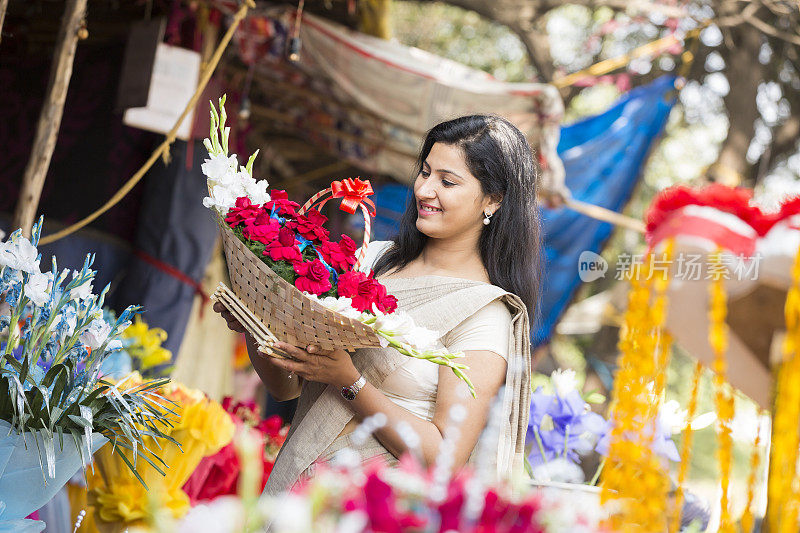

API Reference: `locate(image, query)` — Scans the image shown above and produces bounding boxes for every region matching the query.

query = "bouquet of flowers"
[182,397,288,503]
[0,219,172,527]
[202,96,472,393]
[86,374,235,531]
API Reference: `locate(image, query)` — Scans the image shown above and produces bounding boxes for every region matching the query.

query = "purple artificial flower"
[526,378,606,468]
[595,410,680,463]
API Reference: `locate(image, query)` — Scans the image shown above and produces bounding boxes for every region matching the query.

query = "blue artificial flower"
[526,383,606,468]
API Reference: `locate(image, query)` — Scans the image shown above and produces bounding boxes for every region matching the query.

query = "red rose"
[264,189,301,218]
[243,216,280,244]
[286,208,330,243]
[320,235,358,272]
[293,259,332,295]
[264,227,302,262]
[225,197,262,227]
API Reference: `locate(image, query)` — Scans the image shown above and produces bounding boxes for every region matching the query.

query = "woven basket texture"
[219,220,381,351]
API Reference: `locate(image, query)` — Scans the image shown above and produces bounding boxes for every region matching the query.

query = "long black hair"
[373,114,542,322]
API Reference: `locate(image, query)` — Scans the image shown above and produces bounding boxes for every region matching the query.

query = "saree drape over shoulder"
[263,275,532,496]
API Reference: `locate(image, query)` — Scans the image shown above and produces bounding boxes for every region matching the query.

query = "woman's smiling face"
[413,142,499,240]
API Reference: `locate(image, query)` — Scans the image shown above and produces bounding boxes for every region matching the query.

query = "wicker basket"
[213,181,383,358]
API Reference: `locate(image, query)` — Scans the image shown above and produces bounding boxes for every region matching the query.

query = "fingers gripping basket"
[213,180,383,359]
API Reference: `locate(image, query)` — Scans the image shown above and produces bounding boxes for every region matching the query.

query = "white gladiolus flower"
[69,271,94,301]
[55,306,78,337]
[551,368,578,398]
[80,318,112,350]
[25,271,51,306]
[0,235,40,273]
[201,152,238,182]
[202,185,238,213]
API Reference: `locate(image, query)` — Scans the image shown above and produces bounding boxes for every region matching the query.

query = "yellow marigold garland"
[669,360,703,533]
[708,248,735,533]
[601,241,674,531]
[768,239,800,531]
[740,413,763,533]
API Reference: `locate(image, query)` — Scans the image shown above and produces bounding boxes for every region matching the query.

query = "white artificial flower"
[660,399,688,435]
[406,325,439,351]
[79,318,112,350]
[177,496,244,533]
[531,456,585,483]
[202,185,238,213]
[25,271,51,306]
[0,235,40,273]
[69,271,94,301]
[551,368,578,398]
[308,294,362,320]
[243,175,270,205]
[54,305,78,337]
[201,152,238,182]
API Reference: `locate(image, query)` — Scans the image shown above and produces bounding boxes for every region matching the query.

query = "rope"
[39,0,255,246]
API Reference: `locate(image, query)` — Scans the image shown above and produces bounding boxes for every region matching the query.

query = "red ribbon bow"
[331,178,376,216]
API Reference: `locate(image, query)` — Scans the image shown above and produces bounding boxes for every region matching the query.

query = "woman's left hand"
[270,342,361,388]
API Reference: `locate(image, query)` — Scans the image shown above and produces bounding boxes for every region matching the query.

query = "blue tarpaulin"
[371,75,678,347]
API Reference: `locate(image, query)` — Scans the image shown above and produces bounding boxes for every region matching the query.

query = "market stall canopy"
[226,6,565,190]
[646,185,800,408]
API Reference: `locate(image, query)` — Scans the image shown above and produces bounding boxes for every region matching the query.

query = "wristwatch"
[341,374,366,401]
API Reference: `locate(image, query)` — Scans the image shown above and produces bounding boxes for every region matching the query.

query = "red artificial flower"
[293,259,332,295]
[437,476,466,533]
[242,215,280,244]
[336,271,395,313]
[319,235,358,272]
[264,189,301,218]
[264,227,302,262]
[286,208,330,243]
[225,197,262,227]
[363,471,427,533]
[376,293,398,314]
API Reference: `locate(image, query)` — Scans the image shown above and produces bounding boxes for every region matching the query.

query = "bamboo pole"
[0,0,9,46]
[12,0,87,237]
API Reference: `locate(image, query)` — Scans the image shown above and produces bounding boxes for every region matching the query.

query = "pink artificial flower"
[293,259,332,295]
[263,227,302,262]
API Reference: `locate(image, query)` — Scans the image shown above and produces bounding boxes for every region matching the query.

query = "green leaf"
[584,390,606,404]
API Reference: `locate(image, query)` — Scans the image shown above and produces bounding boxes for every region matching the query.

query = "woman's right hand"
[212,301,302,401]
[213,301,253,340]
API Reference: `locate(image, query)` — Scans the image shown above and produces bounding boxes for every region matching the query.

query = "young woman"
[215,114,542,494]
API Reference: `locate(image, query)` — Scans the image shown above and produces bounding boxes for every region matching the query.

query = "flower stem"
[590,457,606,486]
[534,427,549,465]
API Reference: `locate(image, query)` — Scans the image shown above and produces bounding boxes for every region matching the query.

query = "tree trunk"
[12,0,87,236]
[708,23,765,186]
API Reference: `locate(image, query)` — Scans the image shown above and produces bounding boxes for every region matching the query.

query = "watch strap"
[341,374,366,401]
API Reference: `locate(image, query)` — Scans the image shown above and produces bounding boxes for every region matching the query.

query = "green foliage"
[392,2,534,82]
